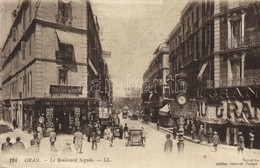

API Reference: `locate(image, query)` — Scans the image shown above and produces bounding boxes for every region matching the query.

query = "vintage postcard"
[0,0,260,168]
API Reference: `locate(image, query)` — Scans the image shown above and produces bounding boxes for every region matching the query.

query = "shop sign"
[39,100,87,106]
[46,108,54,128]
[74,108,80,127]
[49,85,83,94]
[69,113,74,126]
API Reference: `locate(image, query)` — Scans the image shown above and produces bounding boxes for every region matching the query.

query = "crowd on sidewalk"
[1,118,140,155]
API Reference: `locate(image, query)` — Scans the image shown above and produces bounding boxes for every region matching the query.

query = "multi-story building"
[201,0,260,148]
[166,0,260,149]
[0,0,112,134]
[166,0,215,129]
[142,43,169,123]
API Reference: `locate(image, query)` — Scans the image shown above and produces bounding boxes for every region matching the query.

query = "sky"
[0,0,188,96]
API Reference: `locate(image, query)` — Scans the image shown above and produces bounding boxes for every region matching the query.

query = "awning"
[88,59,98,76]
[159,104,169,116]
[197,61,208,79]
[56,30,76,45]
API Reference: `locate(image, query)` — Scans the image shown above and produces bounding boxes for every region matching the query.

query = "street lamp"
[174,66,188,153]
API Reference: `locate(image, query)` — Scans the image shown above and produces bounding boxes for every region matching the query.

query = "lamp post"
[174,66,188,153]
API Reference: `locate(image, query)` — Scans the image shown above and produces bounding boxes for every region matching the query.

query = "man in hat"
[237,132,245,155]
[12,137,25,153]
[164,134,173,152]
[211,131,220,152]
[73,128,83,153]
[249,130,255,149]
[49,128,57,151]
[207,126,213,143]
[28,133,41,153]
[1,137,12,154]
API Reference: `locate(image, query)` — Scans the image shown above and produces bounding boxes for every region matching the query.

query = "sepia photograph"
[0,0,260,168]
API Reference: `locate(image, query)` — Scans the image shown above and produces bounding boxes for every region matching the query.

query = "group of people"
[1,134,41,154]
[71,122,131,153]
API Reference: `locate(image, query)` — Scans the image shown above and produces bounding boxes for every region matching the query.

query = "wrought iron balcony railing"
[206,75,260,89]
[225,37,247,49]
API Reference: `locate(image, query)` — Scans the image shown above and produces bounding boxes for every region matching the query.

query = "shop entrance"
[55,107,73,134]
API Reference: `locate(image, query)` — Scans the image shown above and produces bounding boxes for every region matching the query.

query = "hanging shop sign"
[46,108,54,128]
[74,107,81,127]
[49,85,83,94]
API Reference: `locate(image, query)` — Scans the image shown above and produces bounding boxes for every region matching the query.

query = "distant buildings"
[0,0,112,134]
[142,43,169,123]
[125,87,142,98]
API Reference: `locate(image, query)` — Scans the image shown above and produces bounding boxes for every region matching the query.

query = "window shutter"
[12,27,17,42]
[21,41,26,60]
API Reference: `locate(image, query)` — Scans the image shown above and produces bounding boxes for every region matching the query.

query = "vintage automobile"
[126,127,145,147]
[113,126,120,138]
[122,109,128,119]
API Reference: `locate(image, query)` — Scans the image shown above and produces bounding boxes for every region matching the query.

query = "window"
[22,9,26,30]
[205,28,208,47]
[12,27,17,42]
[59,69,68,85]
[21,41,26,60]
[28,72,30,94]
[57,43,74,60]
[58,0,73,25]
[29,37,32,56]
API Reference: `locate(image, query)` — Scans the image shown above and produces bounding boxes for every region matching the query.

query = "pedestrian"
[12,137,25,153]
[119,125,124,139]
[141,127,146,144]
[91,132,97,150]
[1,137,12,154]
[123,123,128,138]
[237,132,245,155]
[12,119,17,129]
[27,133,40,153]
[249,130,254,149]
[211,131,220,152]
[87,123,92,142]
[207,126,213,143]
[109,132,113,147]
[172,126,178,139]
[37,124,43,140]
[164,134,173,152]
[97,127,101,142]
[199,125,204,142]
[73,128,83,153]
[157,121,160,131]
[49,128,57,151]
[191,124,196,140]
[104,127,108,140]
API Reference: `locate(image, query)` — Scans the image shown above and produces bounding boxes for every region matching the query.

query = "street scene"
[1,0,260,168]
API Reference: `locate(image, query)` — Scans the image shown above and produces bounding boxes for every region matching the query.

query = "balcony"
[193,21,199,30]
[249,30,260,46]
[225,37,247,49]
[227,0,250,10]
[186,27,192,37]
[206,75,260,89]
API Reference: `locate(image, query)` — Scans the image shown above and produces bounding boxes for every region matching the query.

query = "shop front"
[35,98,88,135]
[159,104,173,128]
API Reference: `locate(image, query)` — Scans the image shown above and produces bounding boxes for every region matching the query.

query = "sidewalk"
[0,120,33,147]
[148,121,260,155]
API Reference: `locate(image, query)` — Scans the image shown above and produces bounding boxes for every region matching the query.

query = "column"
[226,127,230,145]
[241,12,246,44]
[241,53,245,79]
[228,18,231,48]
